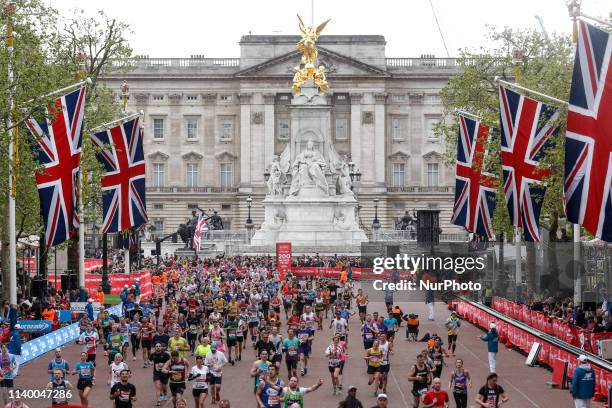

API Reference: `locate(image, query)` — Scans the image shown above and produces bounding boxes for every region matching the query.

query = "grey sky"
[49,0,608,58]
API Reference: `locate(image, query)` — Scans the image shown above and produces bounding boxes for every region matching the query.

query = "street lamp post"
[372,198,381,230]
[348,161,362,189]
[245,195,253,230]
[5,1,18,304]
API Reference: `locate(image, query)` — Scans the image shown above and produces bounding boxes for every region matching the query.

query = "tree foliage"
[0,1,132,298]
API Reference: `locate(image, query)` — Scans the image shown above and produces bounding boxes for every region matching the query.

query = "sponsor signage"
[16,320,52,333]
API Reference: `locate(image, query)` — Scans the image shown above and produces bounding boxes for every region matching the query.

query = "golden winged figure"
[293,14,331,95]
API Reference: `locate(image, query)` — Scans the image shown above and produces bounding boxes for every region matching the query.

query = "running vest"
[169,360,187,383]
[412,364,429,393]
[367,347,383,367]
[51,380,69,404]
[452,369,467,393]
[261,377,282,407]
[283,388,304,408]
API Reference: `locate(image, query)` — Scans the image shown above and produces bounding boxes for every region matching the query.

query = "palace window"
[186,163,199,187]
[220,163,233,188]
[335,117,348,141]
[392,163,405,187]
[220,118,234,141]
[153,118,164,139]
[186,118,198,140]
[152,163,165,187]
[427,163,440,186]
[278,118,290,140]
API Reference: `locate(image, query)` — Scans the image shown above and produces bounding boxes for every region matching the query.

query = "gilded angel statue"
[296,14,330,65]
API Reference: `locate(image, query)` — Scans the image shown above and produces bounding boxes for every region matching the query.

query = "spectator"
[571,355,595,408]
[338,385,364,408]
[7,325,22,376]
[479,323,499,373]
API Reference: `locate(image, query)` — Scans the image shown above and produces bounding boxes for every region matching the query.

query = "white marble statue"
[289,138,328,196]
[335,155,353,195]
[267,155,285,196]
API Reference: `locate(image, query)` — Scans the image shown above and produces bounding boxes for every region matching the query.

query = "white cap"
[578,355,588,362]
[377,393,388,399]
[87,298,93,303]
[490,323,496,329]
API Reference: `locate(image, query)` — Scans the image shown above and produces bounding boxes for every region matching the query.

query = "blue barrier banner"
[18,303,123,365]
[16,320,52,333]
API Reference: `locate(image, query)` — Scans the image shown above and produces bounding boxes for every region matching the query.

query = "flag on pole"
[451,114,498,240]
[193,215,209,250]
[25,86,86,247]
[91,116,147,233]
[564,20,612,242]
[499,85,560,242]
[116,228,137,251]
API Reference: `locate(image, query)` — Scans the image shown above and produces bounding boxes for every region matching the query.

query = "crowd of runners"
[0,255,521,408]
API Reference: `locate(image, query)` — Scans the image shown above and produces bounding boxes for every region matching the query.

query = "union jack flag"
[451,115,498,239]
[193,214,209,250]
[25,86,86,247]
[499,86,560,242]
[565,21,612,242]
[91,116,147,233]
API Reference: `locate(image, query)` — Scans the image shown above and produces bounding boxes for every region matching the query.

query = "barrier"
[48,271,153,299]
[17,304,123,366]
[492,297,612,354]
[454,298,612,399]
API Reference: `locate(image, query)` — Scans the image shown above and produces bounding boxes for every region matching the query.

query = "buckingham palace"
[102,34,464,239]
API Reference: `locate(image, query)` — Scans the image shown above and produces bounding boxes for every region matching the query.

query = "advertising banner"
[70,302,102,313]
[16,320,52,333]
[276,242,292,280]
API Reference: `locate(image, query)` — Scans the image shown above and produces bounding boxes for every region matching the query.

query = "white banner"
[70,302,102,313]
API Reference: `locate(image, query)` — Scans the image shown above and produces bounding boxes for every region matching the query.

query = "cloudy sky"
[49,0,609,58]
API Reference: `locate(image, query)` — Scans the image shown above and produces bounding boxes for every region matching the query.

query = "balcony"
[387,186,454,193]
[385,57,507,72]
[146,186,239,193]
[109,57,240,69]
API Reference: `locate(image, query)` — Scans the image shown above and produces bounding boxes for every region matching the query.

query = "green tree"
[0,2,132,300]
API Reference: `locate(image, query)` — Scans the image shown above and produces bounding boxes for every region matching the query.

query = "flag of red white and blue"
[565,20,612,242]
[499,85,559,242]
[91,116,147,233]
[25,86,86,247]
[193,215,209,250]
[451,115,498,239]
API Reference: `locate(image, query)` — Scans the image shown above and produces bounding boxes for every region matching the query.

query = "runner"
[408,353,432,408]
[421,377,449,408]
[128,316,141,362]
[449,358,471,408]
[325,334,347,395]
[204,342,228,405]
[105,325,125,365]
[71,352,95,407]
[47,348,69,382]
[149,342,170,405]
[475,373,509,408]
[224,315,239,365]
[429,340,447,379]
[188,355,209,408]
[109,369,137,408]
[330,311,349,343]
[108,353,128,388]
[362,314,375,350]
[162,350,190,406]
[251,350,271,393]
[169,330,190,360]
[364,339,383,396]
[377,333,393,395]
[256,364,283,408]
[356,289,368,324]
[282,329,301,380]
[313,291,326,331]
[281,377,323,408]
[445,312,461,356]
[46,369,73,406]
[78,322,99,367]
[269,326,284,369]
[140,316,155,367]
[297,320,314,377]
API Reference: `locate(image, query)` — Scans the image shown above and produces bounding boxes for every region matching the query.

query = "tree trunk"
[1,189,10,302]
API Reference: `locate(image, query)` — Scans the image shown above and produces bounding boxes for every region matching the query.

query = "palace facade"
[102,35,464,238]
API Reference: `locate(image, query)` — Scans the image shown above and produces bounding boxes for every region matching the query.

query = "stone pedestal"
[250,192,367,247]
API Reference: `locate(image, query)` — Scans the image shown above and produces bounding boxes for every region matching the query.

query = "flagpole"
[577,14,612,29]
[88,111,143,133]
[494,77,569,106]
[6,2,17,304]
[573,223,582,305]
[453,109,482,121]
[515,228,522,302]
[77,52,87,289]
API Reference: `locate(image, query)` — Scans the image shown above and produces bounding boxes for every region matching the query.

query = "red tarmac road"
[8,289,603,408]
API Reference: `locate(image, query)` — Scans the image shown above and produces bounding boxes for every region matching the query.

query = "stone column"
[374,93,387,185]
[350,93,362,171]
[239,93,252,189]
[264,94,275,171]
